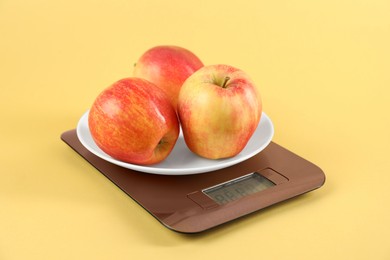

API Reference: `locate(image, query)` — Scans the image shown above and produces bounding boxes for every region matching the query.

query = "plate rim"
[76,110,274,175]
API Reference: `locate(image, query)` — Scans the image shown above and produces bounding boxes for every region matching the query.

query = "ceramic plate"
[76,111,274,175]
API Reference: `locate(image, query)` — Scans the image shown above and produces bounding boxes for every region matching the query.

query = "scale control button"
[187,191,219,209]
[259,168,289,185]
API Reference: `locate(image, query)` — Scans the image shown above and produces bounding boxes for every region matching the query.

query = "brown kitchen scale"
[61,128,325,234]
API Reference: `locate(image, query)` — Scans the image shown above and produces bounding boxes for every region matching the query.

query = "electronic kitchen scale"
[61,127,325,233]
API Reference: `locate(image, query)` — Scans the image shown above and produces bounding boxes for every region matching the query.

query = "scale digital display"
[203,172,276,205]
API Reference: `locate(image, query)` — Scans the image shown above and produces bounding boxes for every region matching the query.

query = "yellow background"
[1,0,389,259]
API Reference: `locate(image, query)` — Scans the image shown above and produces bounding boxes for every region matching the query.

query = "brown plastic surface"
[61,129,325,233]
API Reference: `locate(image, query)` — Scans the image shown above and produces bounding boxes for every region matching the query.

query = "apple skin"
[133,45,204,110]
[177,64,262,159]
[88,77,180,165]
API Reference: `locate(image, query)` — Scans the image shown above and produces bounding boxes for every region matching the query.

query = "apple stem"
[222,76,230,88]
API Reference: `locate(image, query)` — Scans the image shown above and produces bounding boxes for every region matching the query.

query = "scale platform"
[61,129,325,233]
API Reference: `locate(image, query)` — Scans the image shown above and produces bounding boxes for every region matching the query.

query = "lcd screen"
[203,173,275,205]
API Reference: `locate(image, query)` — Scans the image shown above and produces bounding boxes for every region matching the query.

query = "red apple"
[88,77,180,165]
[133,45,204,110]
[177,64,262,159]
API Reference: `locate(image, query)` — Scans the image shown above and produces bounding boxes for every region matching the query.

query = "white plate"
[76,111,274,175]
